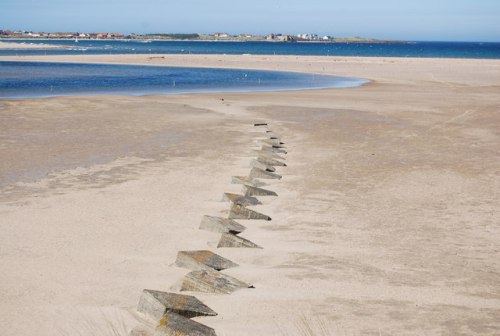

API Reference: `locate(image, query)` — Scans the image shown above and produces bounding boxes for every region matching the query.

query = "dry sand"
[0,54,499,336]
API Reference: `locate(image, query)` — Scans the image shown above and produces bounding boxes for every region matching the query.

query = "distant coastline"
[0,29,405,44]
[0,37,406,44]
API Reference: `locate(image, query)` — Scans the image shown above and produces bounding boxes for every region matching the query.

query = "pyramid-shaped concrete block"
[243,185,278,197]
[223,193,261,206]
[199,215,246,234]
[138,290,217,321]
[260,137,282,144]
[250,159,276,172]
[261,138,285,147]
[266,131,281,139]
[154,311,217,336]
[175,250,239,271]
[254,150,286,161]
[217,233,262,249]
[231,176,266,187]
[181,269,252,294]
[257,156,287,167]
[229,204,271,220]
[249,167,282,180]
[261,145,287,154]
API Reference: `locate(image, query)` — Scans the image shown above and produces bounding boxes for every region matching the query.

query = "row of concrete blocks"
[134,123,286,335]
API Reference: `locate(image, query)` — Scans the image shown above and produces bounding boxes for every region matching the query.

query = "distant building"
[298,33,319,40]
[213,32,229,38]
[88,32,124,39]
[278,35,295,42]
[0,30,14,36]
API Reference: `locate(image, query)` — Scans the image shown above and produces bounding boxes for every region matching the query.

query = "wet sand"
[0,55,499,335]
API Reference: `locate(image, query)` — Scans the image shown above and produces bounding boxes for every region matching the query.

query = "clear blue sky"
[1,0,499,41]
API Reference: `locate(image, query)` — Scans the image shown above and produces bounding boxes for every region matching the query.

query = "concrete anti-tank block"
[199,215,246,234]
[223,193,261,206]
[242,185,278,197]
[175,250,238,271]
[228,204,271,220]
[254,150,286,161]
[181,269,252,294]
[137,290,217,321]
[250,160,276,172]
[261,145,287,154]
[217,233,262,249]
[231,176,266,187]
[261,138,285,147]
[249,167,282,180]
[257,156,287,167]
[266,132,281,140]
[154,311,217,336]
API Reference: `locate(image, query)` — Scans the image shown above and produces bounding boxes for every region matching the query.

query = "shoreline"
[0,54,499,335]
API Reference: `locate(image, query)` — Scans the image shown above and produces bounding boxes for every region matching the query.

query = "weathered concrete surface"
[249,167,282,180]
[181,269,251,294]
[199,215,246,234]
[231,176,267,187]
[254,150,286,161]
[154,311,217,336]
[223,192,261,206]
[250,159,276,172]
[242,185,278,197]
[261,145,287,154]
[228,204,271,220]
[266,131,281,140]
[137,290,217,320]
[261,138,284,147]
[217,233,262,249]
[257,156,287,167]
[175,250,239,271]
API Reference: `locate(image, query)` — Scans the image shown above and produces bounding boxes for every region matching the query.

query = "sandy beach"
[0,54,499,335]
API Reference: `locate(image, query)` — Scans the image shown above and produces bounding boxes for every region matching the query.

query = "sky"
[1,0,499,42]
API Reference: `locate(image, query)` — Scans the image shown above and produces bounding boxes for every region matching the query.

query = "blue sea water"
[1,40,497,98]
[0,61,367,98]
[1,40,499,59]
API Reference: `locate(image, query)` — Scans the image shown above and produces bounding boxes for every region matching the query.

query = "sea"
[2,40,500,59]
[0,40,498,98]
